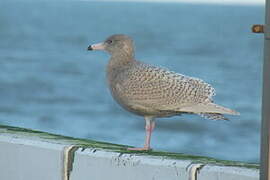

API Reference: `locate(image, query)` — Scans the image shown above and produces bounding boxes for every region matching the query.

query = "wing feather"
[118,63,216,111]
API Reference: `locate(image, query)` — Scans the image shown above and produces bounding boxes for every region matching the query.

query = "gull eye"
[107,40,113,44]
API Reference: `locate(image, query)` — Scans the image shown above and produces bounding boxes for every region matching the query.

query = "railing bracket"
[252,24,270,39]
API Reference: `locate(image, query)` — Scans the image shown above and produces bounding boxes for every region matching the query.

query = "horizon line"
[81,0,265,5]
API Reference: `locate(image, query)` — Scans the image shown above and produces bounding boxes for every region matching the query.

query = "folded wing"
[118,63,228,114]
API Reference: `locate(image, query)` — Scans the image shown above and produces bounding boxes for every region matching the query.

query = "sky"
[84,0,265,5]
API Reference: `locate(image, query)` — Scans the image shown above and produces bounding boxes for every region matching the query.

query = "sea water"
[0,1,264,163]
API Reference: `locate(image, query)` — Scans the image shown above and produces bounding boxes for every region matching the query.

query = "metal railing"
[253,0,270,179]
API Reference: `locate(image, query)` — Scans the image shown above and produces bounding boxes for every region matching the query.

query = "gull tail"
[199,113,229,121]
[180,103,240,115]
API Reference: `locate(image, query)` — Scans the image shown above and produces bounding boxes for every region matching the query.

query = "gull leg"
[127,116,155,151]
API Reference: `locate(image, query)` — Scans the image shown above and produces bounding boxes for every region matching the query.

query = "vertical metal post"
[261,0,270,179]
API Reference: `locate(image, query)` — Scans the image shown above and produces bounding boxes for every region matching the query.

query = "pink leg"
[128,117,155,151]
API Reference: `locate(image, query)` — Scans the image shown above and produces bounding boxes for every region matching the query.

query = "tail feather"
[199,113,229,121]
[180,103,240,115]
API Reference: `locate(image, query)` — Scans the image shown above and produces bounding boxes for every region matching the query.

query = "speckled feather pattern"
[124,61,215,102]
[107,60,228,118]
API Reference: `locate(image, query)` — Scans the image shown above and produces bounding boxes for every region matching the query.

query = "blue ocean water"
[0,1,264,162]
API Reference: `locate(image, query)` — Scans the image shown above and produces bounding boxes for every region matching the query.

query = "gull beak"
[87,42,105,51]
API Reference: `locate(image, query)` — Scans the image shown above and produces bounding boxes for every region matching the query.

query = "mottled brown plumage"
[88,34,239,150]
